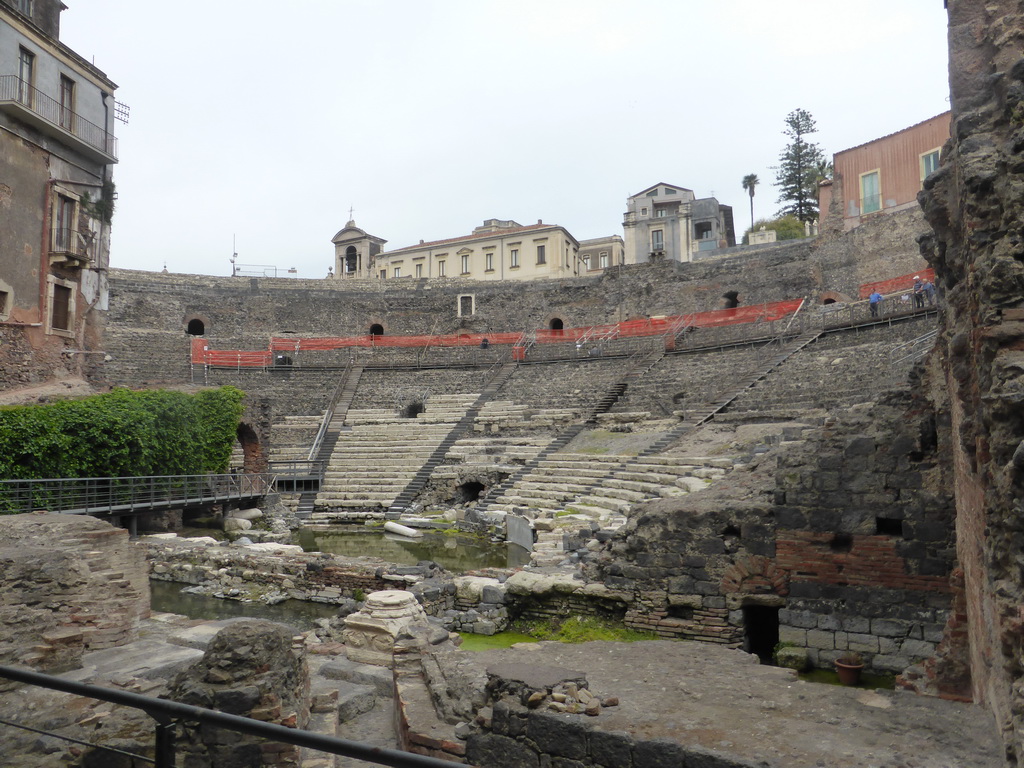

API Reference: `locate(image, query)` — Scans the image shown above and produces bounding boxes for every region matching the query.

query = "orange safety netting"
[859,269,935,299]
[191,299,805,366]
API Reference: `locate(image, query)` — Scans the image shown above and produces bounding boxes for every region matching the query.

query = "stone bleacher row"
[263,315,936,523]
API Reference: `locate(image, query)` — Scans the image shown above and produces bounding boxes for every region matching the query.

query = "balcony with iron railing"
[0,75,117,163]
[49,226,93,266]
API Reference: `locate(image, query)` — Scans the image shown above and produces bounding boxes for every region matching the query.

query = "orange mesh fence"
[191,299,804,366]
[859,269,935,299]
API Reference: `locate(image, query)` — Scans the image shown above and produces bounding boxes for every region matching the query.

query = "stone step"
[601,477,672,495]
[575,496,631,514]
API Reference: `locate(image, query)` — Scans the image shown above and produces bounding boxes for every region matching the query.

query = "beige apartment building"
[373,219,582,282]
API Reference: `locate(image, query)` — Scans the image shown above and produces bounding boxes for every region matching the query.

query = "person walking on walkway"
[869,290,883,317]
[913,276,925,309]
[924,280,936,306]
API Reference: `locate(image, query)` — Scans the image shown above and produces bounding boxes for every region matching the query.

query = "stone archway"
[720,555,789,596]
[819,290,851,305]
[721,556,789,663]
[236,422,265,473]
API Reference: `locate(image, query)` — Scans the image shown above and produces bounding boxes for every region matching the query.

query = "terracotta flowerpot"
[835,659,864,686]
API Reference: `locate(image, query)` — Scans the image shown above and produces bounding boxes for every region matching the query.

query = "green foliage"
[0,387,244,483]
[743,215,807,244]
[774,108,827,223]
[81,179,117,224]
[515,615,658,643]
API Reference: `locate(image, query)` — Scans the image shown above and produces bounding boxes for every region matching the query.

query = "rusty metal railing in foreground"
[0,665,463,768]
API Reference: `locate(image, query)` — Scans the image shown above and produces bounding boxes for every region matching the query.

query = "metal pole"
[153,718,175,768]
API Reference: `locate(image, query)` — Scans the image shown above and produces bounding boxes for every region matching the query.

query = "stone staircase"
[726,324,928,416]
[475,349,665,509]
[301,656,397,768]
[637,329,822,455]
[294,365,365,519]
[387,362,518,515]
[312,394,478,522]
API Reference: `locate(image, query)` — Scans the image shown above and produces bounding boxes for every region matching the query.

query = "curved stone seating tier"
[312,395,478,521]
[479,452,734,524]
[494,359,625,410]
[609,345,765,417]
[472,402,582,433]
[347,369,488,411]
[443,435,552,466]
[267,415,323,463]
[726,321,932,414]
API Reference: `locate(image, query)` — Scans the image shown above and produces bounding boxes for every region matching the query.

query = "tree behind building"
[774,109,827,223]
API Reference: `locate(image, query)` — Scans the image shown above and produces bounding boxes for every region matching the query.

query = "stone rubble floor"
[459,639,1001,768]
[0,611,1002,768]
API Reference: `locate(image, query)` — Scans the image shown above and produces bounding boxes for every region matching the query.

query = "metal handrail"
[0,473,275,515]
[0,665,460,768]
[267,459,327,477]
[890,328,939,367]
[308,358,354,461]
[0,76,117,159]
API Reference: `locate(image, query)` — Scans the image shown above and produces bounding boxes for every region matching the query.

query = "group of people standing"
[868,275,936,317]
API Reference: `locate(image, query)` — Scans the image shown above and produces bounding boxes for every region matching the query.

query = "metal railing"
[0,473,275,516]
[0,665,460,768]
[266,459,326,478]
[50,227,92,260]
[307,358,354,462]
[890,328,939,367]
[0,76,117,159]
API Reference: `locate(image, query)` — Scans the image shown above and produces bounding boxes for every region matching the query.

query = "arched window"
[186,319,205,336]
[345,245,358,274]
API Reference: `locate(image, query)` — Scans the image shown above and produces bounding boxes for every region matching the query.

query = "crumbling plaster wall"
[918,0,1024,757]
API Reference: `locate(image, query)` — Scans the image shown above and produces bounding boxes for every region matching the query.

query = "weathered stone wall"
[586,391,959,678]
[0,515,149,675]
[168,620,309,768]
[143,537,458,616]
[813,206,933,297]
[917,0,1024,757]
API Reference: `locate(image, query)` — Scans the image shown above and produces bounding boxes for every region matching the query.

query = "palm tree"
[742,173,759,236]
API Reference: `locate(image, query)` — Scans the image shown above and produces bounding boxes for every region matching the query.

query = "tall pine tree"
[774,109,826,223]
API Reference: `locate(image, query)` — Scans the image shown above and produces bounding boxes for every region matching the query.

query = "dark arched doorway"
[722,291,740,309]
[186,319,205,336]
[369,324,384,336]
[236,422,265,473]
[549,318,564,331]
[456,481,485,503]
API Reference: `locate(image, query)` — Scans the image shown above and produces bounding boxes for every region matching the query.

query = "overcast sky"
[59,1,950,279]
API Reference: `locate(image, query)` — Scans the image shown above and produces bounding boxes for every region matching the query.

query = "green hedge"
[0,387,245,481]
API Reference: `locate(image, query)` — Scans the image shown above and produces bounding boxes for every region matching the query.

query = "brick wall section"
[0,515,149,675]
[777,531,952,593]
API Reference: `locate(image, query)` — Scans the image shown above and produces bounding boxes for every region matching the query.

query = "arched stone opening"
[722,291,740,309]
[819,290,850,305]
[186,318,206,336]
[400,400,425,419]
[345,245,358,274]
[549,318,564,331]
[369,323,384,336]
[236,422,265,473]
[456,481,485,503]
